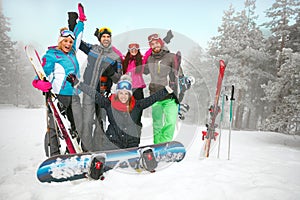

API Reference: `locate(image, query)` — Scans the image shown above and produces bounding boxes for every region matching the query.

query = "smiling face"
[129,48,138,56]
[149,40,162,53]
[58,37,74,53]
[100,34,111,48]
[117,90,130,104]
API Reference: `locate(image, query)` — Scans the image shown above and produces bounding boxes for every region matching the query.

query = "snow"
[1,106,300,200]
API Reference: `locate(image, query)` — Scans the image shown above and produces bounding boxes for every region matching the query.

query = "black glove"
[68,12,78,32]
[163,30,174,44]
[105,61,117,77]
[66,74,79,87]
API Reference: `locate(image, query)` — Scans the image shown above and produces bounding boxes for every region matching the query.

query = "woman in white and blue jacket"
[32,4,86,157]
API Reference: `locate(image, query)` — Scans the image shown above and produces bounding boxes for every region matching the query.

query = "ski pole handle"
[230,85,235,101]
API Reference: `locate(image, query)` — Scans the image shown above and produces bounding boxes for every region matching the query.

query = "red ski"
[200,60,226,158]
[25,45,82,154]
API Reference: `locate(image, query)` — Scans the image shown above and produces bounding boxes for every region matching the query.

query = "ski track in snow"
[0,106,300,200]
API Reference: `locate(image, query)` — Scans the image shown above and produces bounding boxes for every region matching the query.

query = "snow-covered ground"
[1,106,300,200]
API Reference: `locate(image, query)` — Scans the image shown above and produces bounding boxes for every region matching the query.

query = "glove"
[66,74,79,87]
[165,85,173,94]
[32,79,52,92]
[68,12,78,31]
[105,61,117,77]
[78,3,86,22]
[163,30,174,44]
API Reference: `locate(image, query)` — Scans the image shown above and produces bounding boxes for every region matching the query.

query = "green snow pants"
[152,98,178,144]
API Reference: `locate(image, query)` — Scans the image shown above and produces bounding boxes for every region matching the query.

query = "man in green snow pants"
[144,33,184,144]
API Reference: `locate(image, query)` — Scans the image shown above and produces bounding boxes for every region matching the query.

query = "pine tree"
[208,0,271,130]
[262,49,300,134]
[0,7,42,106]
[262,0,300,69]
[286,14,300,52]
[261,0,300,135]
[0,10,18,105]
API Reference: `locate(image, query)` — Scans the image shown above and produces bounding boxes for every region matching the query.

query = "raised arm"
[137,86,173,109]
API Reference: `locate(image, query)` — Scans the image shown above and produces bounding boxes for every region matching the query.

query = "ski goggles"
[148,33,160,43]
[60,30,75,40]
[128,43,140,51]
[98,27,112,35]
[117,80,132,91]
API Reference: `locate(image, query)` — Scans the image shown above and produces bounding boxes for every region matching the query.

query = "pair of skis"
[25,45,82,155]
[200,60,234,159]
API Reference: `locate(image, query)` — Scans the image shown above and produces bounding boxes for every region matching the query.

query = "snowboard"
[25,44,82,154]
[175,51,195,120]
[37,141,186,183]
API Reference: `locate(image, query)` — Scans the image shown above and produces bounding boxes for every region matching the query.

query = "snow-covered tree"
[260,0,300,135]
[0,8,42,107]
[286,14,300,52]
[262,0,300,69]
[262,49,300,135]
[208,0,271,130]
[0,10,18,105]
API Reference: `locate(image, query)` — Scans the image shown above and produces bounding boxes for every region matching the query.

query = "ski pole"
[217,93,226,158]
[228,85,235,160]
[45,92,52,157]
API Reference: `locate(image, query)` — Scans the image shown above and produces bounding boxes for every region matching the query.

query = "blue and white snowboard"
[37,141,186,183]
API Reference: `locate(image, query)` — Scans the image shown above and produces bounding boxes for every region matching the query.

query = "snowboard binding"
[89,154,106,180]
[139,147,158,172]
[179,76,195,92]
[178,103,190,120]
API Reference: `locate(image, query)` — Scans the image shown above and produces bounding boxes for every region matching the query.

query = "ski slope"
[0,106,300,200]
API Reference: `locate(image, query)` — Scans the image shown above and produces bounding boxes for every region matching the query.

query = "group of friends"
[32,3,187,157]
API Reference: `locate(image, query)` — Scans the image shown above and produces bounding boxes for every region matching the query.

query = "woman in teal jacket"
[32,4,86,156]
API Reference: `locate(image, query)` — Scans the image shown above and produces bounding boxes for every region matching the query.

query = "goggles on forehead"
[148,33,160,43]
[128,43,140,51]
[60,30,75,40]
[117,80,132,91]
[98,27,112,35]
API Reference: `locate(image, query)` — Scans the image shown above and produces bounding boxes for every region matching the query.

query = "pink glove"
[78,3,86,22]
[32,79,52,92]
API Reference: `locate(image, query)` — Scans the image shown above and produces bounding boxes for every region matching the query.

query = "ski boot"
[139,147,157,173]
[89,154,106,180]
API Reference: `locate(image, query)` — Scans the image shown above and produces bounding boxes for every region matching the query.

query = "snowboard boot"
[139,147,157,172]
[89,154,106,180]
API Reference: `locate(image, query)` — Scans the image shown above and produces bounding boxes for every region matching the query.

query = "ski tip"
[219,60,227,67]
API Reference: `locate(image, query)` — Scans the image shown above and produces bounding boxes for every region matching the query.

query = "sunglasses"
[128,43,139,51]
[117,80,132,91]
[148,33,160,43]
[60,30,75,40]
[98,27,112,35]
